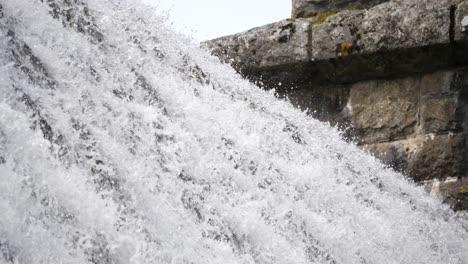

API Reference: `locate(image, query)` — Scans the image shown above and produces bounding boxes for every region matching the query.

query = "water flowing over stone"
[0,0,467,263]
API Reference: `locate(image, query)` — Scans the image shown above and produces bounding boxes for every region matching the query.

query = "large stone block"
[350,70,466,142]
[291,0,389,18]
[420,70,465,134]
[206,0,467,85]
[421,96,460,133]
[350,77,419,144]
[425,177,468,211]
[310,0,457,61]
[357,0,455,53]
[364,134,466,182]
[205,19,310,69]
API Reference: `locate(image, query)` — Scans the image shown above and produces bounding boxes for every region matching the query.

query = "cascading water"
[0,0,467,263]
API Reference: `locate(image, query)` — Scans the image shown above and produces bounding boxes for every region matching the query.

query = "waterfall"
[0,0,467,263]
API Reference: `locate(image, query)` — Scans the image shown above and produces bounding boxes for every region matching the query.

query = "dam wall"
[204,0,468,210]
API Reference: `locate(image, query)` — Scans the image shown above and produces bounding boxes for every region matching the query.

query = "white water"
[0,0,467,263]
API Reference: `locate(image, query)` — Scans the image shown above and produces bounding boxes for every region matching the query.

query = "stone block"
[206,0,466,84]
[310,10,365,60]
[364,134,466,182]
[420,70,464,134]
[204,19,310,69]
[291,0,389,18]
[350,77,419,144]
[358,0,455,53]
[421,96,460,133]
[310,0,456,61]
[400,134,466,181]
[425,177,468,211]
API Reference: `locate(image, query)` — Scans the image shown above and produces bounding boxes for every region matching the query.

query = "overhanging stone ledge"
[204,0,468,87]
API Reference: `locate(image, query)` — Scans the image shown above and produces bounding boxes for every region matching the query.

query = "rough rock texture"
[205,0,468,210]
[311,0,455,59]
[350,70,465,143]
[350,77,419,144]
[420,71,465,133]
[291,0,389,18]
[358,70,468,210]
[425,177,468,211]
[365,134,466,181]
[207,19,310,69]
[205,0,468,84]
[310,9,366,60]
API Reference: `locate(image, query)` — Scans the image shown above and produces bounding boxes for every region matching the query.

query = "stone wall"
[355,70,468,210]
[205,0,468,211]
[284,69,468,210]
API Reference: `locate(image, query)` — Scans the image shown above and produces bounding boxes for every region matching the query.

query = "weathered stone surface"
[349,70,466,142]
[420,70,465,134]
[364,134,466,182]
[310,0,456,61]
[350,77,419,144]
[421,96,460,133]
[206,0,468,85]
[425,177,468,211]
[413,134,465,181]
[292,0,389,18]
[205,19,310,69]
[455,0,468,42]
[310,9,365,60]
[358,0,456,52]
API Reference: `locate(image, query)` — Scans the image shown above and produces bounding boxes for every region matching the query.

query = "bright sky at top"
[143,0,291,41]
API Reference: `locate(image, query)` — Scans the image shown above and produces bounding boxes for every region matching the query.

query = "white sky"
[142,0,291,41]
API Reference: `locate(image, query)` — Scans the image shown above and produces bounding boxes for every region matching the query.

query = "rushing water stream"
[0,0,467,263]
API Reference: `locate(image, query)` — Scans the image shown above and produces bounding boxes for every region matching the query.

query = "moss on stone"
[286,18,297,22]
[339,42,351,56]
[308,7,358,26]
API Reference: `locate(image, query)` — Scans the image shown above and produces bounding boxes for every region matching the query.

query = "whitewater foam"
[0,0,467,263]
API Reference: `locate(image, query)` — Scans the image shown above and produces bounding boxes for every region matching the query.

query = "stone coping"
[204,0,468,85]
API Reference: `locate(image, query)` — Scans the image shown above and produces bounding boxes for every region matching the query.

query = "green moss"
[286,18,296,22]
[309,10,339,26]
[308,6,358,26]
